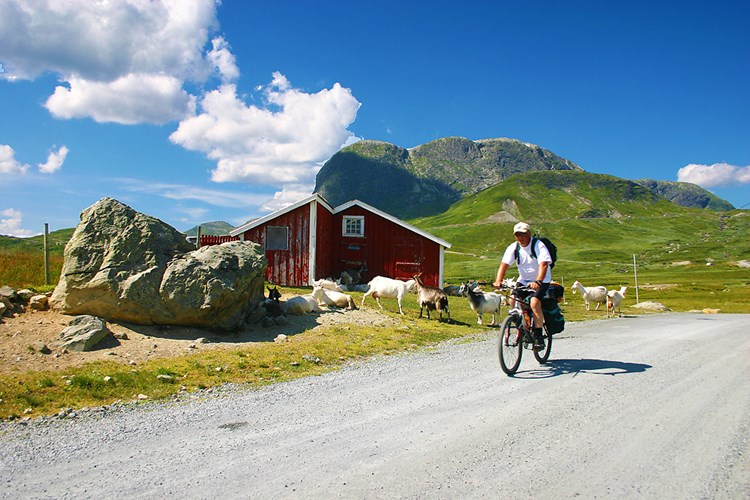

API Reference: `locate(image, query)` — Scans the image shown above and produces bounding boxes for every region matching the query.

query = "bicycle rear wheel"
[499,315,523,375]
[533,324,552,363]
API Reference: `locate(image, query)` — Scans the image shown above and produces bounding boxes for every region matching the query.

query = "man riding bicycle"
[492,222,552,349]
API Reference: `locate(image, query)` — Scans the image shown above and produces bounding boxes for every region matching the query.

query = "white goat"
[361,276,416,314]
[283,295,321,315]
[571,280,608,311]
[459,282,505,326]
[606,286,628,318]
[413,274,450,321]
[312,278,344,293]
[311,286,358,310]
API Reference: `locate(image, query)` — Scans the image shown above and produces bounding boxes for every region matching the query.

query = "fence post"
[44,223,50,286]
[197,226,202,249]
[633,254,639,304]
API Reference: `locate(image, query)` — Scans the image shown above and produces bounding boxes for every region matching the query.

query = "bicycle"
[496,284,552,376]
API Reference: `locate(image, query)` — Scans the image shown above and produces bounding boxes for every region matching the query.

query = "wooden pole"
[44,223,50,286]
[196,226,202,248]
[633,254,639,304]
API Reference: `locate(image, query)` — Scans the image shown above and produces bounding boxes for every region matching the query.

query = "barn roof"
[229,194,451,249]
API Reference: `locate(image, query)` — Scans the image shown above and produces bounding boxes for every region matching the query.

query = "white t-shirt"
[501,238,552,284]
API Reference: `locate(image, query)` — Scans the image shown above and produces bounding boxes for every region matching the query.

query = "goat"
[312,278,344,293]
[571,281,608,311]
[283,294,321,315]
[264,286,283,317]
[311,286,358,310]
[606,286,628,318]
[361,276,416,314]
[413,274,450,321]
[459,282,505,326]
[443,284,463,297]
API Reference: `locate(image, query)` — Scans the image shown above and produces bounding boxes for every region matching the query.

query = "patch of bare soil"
[0,301,397,375]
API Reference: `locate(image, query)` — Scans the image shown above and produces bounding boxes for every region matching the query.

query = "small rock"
[274,334,288,343]
[195,337,208,344]
[137,394,148,400]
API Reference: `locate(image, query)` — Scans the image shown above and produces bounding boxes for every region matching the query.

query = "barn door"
[394,238,422,281]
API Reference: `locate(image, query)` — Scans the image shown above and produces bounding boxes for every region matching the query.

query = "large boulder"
[50,198,267,331]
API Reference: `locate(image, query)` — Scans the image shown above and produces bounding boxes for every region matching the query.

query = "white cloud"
[169,73,361,187]
[205,37,239,83]
[0,0,220,124]
[0,145,30,175]
[261,184,317,212]
[0,208,37,237]
[37,145,69,174]
[45,74,196,125]
[0,0,218,82]
[677,162,750,188]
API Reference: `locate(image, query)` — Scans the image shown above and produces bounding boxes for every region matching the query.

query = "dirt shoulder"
[0,296,396,375]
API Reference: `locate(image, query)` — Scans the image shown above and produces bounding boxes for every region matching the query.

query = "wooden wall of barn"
[240,203,311,287]
[314,202,335,281]
[333,206,442,287]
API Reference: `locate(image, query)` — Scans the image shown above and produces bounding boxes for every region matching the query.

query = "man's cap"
[513,222,531,234]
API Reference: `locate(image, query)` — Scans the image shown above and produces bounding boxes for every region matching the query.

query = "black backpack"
[515,236,558,268]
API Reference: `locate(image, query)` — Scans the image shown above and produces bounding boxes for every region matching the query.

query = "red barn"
[228,194,451,288]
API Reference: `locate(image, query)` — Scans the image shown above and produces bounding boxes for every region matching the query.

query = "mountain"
[634,179,734,211]
[314,137,583,219]
[183,221,234,236]
[412,170,750,280]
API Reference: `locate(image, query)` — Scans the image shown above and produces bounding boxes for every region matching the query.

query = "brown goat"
[413,274,450,321]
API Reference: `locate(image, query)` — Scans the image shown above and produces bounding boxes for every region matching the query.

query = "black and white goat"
[459,282,506,326]
[413,274,450,321]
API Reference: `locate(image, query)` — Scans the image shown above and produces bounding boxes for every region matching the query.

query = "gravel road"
[2,313,749,499]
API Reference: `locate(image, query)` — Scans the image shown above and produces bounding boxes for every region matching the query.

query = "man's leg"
[530,297,545,347]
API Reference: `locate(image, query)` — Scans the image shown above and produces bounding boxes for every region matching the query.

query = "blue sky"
[1,0,748,237]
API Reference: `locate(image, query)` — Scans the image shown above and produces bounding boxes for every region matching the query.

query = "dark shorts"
[516,282,550,303]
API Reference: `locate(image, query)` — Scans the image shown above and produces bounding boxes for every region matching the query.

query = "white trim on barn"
[229,194,334,237]
[308,198,318,286]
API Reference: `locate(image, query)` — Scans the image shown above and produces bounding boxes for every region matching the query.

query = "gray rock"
[0,285,16,300]
[29,295,49,311]
[59,315,111,352]
[50,198,267,331]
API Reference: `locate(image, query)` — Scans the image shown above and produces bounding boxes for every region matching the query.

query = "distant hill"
[314,137,582,219]
[183,221,234,236]
[634,179,734,211]
[0,228,74,256]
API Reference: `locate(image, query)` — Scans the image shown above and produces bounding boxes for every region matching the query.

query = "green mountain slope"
[634,179,735,211]
[314,137,582,218]
[183,221,234,236]
[411,170,750,287]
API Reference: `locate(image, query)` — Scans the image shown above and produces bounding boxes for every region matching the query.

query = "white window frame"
[342,216,365,237]
[266,226,289,250]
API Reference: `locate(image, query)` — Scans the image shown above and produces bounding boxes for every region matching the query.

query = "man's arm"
[493,262,509,288]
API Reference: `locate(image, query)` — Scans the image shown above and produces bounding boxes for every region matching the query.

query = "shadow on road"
[515,358,652,379]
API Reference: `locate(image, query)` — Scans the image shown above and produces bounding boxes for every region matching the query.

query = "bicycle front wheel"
[533,324,552,364]
[499,315,523,376]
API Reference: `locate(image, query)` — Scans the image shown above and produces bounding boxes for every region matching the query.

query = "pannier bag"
[543,301,565,334]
